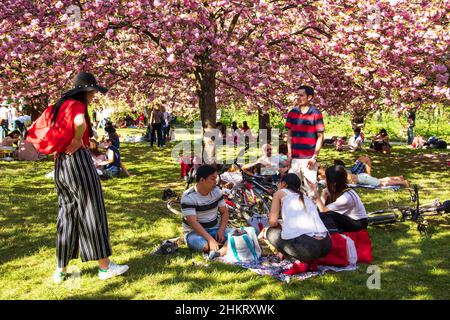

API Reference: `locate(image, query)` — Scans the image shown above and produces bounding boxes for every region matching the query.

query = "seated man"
[181,165,232,261]
[242,143,285,176]
[97,138,133,178]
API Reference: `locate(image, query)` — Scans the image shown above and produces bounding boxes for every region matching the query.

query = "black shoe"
[152,240,178,255]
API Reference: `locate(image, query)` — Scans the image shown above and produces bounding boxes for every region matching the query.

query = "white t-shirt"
[0,106,8,120]
[327,190,368,220]
[349,135,364,148]
[280,189,328,240]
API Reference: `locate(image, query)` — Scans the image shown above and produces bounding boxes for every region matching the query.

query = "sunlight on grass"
[0,128,449,300]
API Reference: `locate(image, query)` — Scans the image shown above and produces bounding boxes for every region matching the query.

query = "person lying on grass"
[309,165,369,233]
[260,173,331,274]
[319,158,409,188]
[181,164,232,261]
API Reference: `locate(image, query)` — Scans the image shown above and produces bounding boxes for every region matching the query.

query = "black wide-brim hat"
[62,71,108,97]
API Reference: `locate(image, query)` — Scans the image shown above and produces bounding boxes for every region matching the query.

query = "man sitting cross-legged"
[181,164,233,261]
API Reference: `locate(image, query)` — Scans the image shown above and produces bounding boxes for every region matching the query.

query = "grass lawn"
[0,128,449,300]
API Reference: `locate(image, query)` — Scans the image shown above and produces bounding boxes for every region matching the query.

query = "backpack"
[224,227,262,263]
[26,100,85,154]
[315,233,357,267]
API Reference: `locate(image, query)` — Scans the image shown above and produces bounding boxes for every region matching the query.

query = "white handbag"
[224,227,262,263]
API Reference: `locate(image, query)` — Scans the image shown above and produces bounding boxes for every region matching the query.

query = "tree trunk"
[197,70,217,164]
[198,70,217,129]
[258,108,271,143]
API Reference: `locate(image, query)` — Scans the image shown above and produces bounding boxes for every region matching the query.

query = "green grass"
[0,128,449,300]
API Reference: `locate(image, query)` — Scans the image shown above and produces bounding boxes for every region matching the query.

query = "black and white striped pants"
[55,148,112,268]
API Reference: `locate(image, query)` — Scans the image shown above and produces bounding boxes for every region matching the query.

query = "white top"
[16,115,31,124]
[279,189,328,240]
[349,135,364,148]
[0,106,8,120]
[327,189,368,220]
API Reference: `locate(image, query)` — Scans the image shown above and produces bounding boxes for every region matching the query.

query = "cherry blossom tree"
[0,0,448,126]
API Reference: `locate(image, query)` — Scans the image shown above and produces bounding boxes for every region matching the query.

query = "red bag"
[315,233,350,267]
[26,100,87,154]
[343,230,373,264]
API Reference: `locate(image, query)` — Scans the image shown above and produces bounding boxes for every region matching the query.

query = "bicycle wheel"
[167,199,183,215]
[368,213,398,225]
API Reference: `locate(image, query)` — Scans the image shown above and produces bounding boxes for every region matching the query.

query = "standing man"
[286,85,325,198]
[407,108,416,145]
[0,100,10,139]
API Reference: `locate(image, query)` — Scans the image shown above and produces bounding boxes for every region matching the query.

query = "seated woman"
[334,159,409,188]
[97,139,133,178]
[262,173,331,273]
[310,165,368,232]
[88,138,106,168]
[1,130,21,147]
[370,128,391,153]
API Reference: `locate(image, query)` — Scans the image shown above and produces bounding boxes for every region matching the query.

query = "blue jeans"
[407,127,414,145]
[186,227,233,252]
[105,165,121,177]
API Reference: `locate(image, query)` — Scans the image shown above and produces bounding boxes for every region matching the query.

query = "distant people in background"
[370,128,391,154]
[411,136,426,149]
[149,105,164,147]
[138,113,145,130]
[92,108,97,123]
[241,121,252,150]
[0,100,9,139]
[1,130,20,147]
[15,111,32,137]
[407,109,416,145]
[8,102,18,131]
[88,138,106,167]
[104,120,120,149]
[336,128,364,152]
[231,121,239,147]
[162,106,170,145]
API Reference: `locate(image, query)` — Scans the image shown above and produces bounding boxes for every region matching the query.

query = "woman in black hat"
[49,72,129,283]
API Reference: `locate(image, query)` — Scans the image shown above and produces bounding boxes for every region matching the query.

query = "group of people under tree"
[20,72,415,284]
[180,85,411,275]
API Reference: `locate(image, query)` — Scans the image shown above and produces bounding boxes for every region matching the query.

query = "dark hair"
[196,165,217,182]
[242,121,249,130]
[280,173,304,204]
[51,91,93,138]
[231,121,238,131]
[298,85,314,97]
[325,165,348,203]
[333,159,346,167]
[379,128,387,136]
[7,130,20,138]
[279,144,288,155]
[354,128,361,134]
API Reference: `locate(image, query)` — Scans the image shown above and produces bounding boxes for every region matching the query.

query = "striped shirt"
[285,106,325,159]
[350,160,367,175]
[181,186,226,234]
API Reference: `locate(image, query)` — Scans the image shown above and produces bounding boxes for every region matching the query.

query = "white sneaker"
[98,262,129,280]
[53,271,67,284]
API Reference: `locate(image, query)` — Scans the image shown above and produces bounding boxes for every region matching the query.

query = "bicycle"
[367,185,450,237]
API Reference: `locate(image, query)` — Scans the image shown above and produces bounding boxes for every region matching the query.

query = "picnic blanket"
[347,183,401,190]
[319,180,400,190]
[216,255,357,282]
